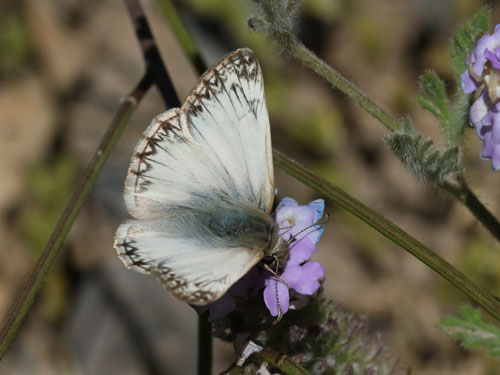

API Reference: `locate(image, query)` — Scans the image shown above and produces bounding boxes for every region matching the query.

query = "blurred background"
[1,0,500,373]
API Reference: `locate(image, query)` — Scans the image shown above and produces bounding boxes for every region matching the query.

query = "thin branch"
[125,0,181,107]
[287,37,500,242]
[0,73,153,360]
[198,312,212,375]
[444,176,500,243]
[285,36,400,132]
[273,150,500,322]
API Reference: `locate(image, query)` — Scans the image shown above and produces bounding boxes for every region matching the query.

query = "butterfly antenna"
[263,261,288,325]
[287,212,330,245]
[273,260,282,325]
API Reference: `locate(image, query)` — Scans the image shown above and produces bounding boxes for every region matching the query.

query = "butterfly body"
[114,48,280,305]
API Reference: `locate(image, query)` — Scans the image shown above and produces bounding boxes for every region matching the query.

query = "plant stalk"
[0,74,153,360]
[268,27,500,245]
[273,150,500,322]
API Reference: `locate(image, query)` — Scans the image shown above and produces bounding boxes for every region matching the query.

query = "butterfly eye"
[261,255,275,264]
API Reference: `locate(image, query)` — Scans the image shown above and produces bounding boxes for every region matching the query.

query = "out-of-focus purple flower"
[264,198,326,317]
[461,24,500,170]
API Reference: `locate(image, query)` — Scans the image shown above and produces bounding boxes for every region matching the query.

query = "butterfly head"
[262,228,289,265]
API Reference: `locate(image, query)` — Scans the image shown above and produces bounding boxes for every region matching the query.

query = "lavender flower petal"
[470,92,489,128]
[287,237,317,266]
[276,198,325,244]
[282,262,325,295]
[485,49,500,69]
[461,69,479,94]
[473,33,500,76]
[476,103,500,170]
[481,132,494,159]
[492,145,500,171]
[263,278,290,316]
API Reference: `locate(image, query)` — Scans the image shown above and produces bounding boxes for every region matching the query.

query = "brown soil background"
[1,0,500,374]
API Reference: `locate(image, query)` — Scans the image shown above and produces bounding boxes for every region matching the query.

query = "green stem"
[285,36,400,132]
[443,175,500,243]
[267,27,500,243]
[0,74,153,360]
[154,0,206,75]
[273,149,500,322]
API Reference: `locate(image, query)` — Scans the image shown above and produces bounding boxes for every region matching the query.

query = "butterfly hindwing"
[114,203,274,305]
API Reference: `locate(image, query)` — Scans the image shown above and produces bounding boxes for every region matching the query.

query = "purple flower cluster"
[198,198,326,322]
[263,198,325,317]
[462,25,500,171]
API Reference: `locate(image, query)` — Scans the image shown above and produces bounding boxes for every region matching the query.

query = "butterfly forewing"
[114,48,276,305]
[124,48,273,219]
[182,50,273,213]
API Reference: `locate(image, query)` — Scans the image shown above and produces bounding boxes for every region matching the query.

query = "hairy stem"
[443,175,500,243]
[262,22,500,243]
[285,35,400,132]
[273,150,500,322]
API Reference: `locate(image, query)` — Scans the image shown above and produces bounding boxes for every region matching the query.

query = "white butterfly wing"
[124,48,274,219]
[115,49,275,304]
[114,218,265,305]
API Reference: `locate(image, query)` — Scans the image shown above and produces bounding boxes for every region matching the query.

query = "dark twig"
[198,312,212,375]
[125,0,181,107]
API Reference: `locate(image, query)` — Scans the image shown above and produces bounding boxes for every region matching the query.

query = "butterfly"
[114,48,288,305]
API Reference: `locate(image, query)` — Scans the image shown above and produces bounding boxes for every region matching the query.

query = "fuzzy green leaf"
[402,117,415,134]
[416,72,457,145]
[438,305,500,357]
[417,72,450,121]
[450,89,471,139]
[449,8,490,79]
[385,122,462,185]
